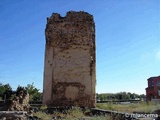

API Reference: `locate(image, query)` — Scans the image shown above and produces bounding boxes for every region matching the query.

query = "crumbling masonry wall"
[43,11,96,107]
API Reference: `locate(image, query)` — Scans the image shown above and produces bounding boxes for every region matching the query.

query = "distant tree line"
[0,82,146,103]
[97,92,146,102]
[0,83,42,102]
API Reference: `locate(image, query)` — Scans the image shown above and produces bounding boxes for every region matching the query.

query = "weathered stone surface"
[43,11,96,107]
[8,87,30,111]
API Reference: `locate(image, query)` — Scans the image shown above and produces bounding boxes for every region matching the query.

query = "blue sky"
[0,0,159,94]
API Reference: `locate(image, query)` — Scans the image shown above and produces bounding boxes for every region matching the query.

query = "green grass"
[34,113,111,120]
[33,102,160,120]
[65,107,85,118]
[96,101,160,113]
[34,107,111,120]
[34,111,53,119]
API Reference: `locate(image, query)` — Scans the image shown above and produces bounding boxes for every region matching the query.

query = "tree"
[0,83,12,100]
[98,94,107,101]
[25,83,42,102]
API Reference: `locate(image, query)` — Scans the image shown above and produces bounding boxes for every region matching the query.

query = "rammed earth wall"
[43,11,96,107]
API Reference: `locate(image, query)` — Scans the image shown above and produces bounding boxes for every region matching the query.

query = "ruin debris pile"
[8,87,30,111]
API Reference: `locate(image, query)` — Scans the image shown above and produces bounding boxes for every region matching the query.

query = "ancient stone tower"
[43,11,96,107]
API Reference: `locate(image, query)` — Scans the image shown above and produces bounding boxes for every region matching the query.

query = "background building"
[146,76,160,100]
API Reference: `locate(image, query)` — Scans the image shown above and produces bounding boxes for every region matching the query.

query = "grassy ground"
[33,102,160,119]
[96,101,160,113]
[34,107,111,120]
[34,111,111,120]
